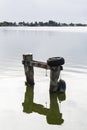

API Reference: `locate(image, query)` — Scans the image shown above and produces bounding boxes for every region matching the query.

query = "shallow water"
[0,27,87,130]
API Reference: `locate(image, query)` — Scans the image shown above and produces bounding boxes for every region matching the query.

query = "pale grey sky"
[0,0,87,23]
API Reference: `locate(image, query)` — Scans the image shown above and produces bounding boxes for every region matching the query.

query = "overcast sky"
[0,0,87,23]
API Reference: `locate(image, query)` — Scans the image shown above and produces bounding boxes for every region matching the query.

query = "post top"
[23,53,33,56]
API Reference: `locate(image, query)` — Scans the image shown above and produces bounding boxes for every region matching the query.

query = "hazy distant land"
[0,20,87,27]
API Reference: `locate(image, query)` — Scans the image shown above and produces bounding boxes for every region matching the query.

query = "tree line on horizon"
[0,20,87,27]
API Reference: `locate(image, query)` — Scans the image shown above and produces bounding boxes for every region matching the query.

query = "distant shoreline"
[0,20,87,27]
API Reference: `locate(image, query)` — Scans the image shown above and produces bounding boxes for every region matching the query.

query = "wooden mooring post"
[23,54,34,85]
[22,54,65,92]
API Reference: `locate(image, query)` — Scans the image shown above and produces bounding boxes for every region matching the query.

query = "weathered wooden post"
[47,57,65,93]
[50,66,61,92]
[22,54,65,93]
[22,54,34,85]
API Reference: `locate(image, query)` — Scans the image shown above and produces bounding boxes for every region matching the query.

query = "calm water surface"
[0,27,87,130]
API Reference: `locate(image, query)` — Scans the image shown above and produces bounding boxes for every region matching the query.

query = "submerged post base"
[50,66,61,93]
[50,79,66,93]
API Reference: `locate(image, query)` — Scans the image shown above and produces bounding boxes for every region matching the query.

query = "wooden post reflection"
[22,80,66,125]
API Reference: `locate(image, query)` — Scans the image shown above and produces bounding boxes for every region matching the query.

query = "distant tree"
[44,22,48,26]
[57,22,61,26]
[61,23,68,26]
[30,22,35,26]
[38,22,44,26]
[18,22,24,26]
[34,21,38,26]
[69,23,75,26]
[48,20,57,26]
[75,23,84,26]
[0,20,87,27]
